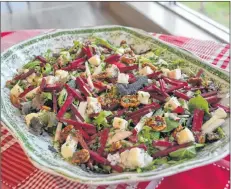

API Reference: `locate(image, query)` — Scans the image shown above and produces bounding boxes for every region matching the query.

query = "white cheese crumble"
[137,91,150,105]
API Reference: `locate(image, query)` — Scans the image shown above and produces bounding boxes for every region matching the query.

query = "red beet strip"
[150,92,167,102]
[127,102,160,118]
[43,83,63,92]
[65,84,84,101]
[172,106,185,114]
[190,86,205,91]
[152,142,193,158]
[205,95,221,104]
[70,104,84,122]
[13,69,35,80]
[39,78,46,91]
[57,94,74,118]
[159,79,166,92]
[76,77,92,97]
[52,90,57,114]
[196,69,204,78]
[162,77,180,86]
[59,118,96,131]
[174,91,190,101]
[166,83,187,93]
[142,84,162,93]
[75,132,90,150]
[77,128,90,141]
[152,140,175,148]
[61,57,86,71]
[36,55,47,63]
[147,71,162,79]
[89,150,123,172]
[19,86,35,98]
[212,104,230,113]
[192,109,204,132]
[104,54,121,63]
[129,109,152,122]
[118,64,138,72]
[97,128,110,155]
[119,144,147,153]
[201,91,217,98]
[82,46,93,59]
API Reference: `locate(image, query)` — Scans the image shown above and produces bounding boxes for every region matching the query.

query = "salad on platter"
[6,36,229,174]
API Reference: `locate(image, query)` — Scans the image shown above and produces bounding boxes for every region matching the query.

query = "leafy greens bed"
[6,36,229,174]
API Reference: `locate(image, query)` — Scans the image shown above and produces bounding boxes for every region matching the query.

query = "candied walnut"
[120,40,127,46]
[121,55,136,64]
[145,116,167,131]
[98,96,120,110]
[198,134,206,144]
[72,149,90,164]
[41,105,51,111]
[92,72,109,80]
[121,95,140,108]
[142,62,157,71]
[57,56,64,67]
[10,94,21,108]
[60,125,74,143]
[79,72,86,78]
[109,141,122,152]
[172,125,184,138]
[188,77,202,86]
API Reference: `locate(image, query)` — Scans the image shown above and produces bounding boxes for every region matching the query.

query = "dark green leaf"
[188,95,209,114]
[161,118,179,132]
[169,146,196,159]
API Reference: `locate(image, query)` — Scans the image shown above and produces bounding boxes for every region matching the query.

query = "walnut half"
[72,149,90,164]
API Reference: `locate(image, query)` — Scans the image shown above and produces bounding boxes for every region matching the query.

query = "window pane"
[179,2,229,28]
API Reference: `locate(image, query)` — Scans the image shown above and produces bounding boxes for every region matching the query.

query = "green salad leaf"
[188,94,209,114]
[58,89,67,107]
[91,36,117,52]
[161,118,179,132]
[42,63,52,75]
[93,111,112,130]
[41,92,52,102]
[23,60,41,69]
[169,146,197,159]
[138,126,160,144]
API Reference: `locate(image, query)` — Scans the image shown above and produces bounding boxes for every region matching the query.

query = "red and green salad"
[6,36,229,173]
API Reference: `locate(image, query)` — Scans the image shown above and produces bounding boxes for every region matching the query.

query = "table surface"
[1,30,230,189]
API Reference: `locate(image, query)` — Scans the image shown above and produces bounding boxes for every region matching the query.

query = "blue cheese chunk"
[137,91,150,105]
[86,97,101,115]
[120,148,153,169]
[117,73,129,84]
[61,134,78,159]
[113,117,128,130]
[88,55,101,66]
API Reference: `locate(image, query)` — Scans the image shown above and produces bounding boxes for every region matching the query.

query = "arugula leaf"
[138,126,160,144]
[152,157,168,165]
[195,143,205,148]
[93,111,112,130]
[41,92,52,102]
[91,36,117,52]
[58,89,67,107]
[42,63,52,75]
[169,146,197,159]
[23,60,41,69]
[216,126,225,138]
[44,49,52,60]
[188,94,209,114]
[161,118,179,132]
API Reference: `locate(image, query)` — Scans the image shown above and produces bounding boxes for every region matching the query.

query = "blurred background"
[1,1,229,43]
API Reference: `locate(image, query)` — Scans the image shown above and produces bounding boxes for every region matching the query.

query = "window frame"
[158,2,229,43]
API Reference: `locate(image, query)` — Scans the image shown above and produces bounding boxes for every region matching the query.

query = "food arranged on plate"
[6,36,229,174]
